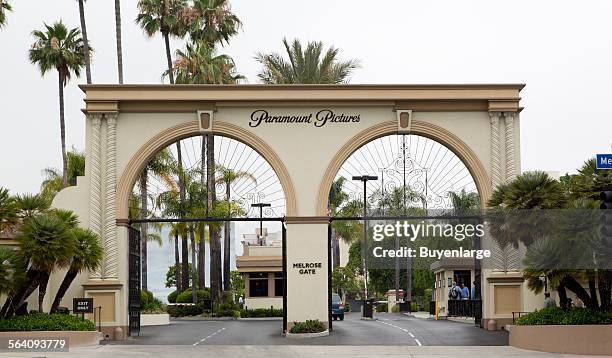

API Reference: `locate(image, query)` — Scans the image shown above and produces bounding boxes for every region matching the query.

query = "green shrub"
[289,319,326,333]
[166,304,204,317]
[424,288,433,304]
[240,308,283,318]
[516,307,612,326]
[410,302,419,312]
[376,303,388,312]
[344,302,351,312]
[176,288,210,303]
[216,302,240,317]
[0,313,95,331]
[167,290,178,304]
[392,304,400,313]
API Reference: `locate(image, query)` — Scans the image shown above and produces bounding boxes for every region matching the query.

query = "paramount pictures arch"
[49,84,530,339]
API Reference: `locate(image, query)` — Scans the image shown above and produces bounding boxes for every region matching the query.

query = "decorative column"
[504,112,517,181]
[89,114,103,279]
[104,113,118,278]
[489,112,502,188]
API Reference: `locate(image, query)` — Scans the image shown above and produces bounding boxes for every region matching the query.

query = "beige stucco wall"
[244,297,283,310]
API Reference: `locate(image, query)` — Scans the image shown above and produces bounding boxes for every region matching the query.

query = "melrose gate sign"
[47,84,524,339]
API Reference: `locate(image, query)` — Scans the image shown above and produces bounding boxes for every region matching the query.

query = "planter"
[508,324,612,355]
[285,330,329,339]
[0,331,102,347]
[141,313,170,326]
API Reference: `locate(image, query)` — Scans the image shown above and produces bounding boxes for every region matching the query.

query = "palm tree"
[180,0,241,46]
[216,165,255,291]
[138,149,175,292]
[256,38,360,84]
[167,41,244,84]
[50,227,102,313]
[77,0,92,84]
[448,189,480,211]
[40,148,85,201]
[0,187,19,234]
[206,133,222,303]
[0,247,24,298]
[0,0,12,29]
[29,22,86,187]
[6,213,74,317]
[136,0,187,84]
[114,0,124,83]
[16,194,50,221]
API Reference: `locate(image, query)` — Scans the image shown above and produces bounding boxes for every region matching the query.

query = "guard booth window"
[274,272,283,297]
[249,273,268,297]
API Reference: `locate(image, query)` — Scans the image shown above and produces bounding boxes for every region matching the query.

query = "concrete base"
[141,313,170,326]
[508,324,612,355]
[482,318,513,330]
[285,330,330,339]
[0,331,102,347]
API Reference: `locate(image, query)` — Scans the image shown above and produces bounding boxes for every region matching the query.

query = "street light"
[251,203,271,245]
[352,175,378,318]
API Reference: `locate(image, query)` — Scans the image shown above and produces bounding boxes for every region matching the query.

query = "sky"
[2,0,612,194]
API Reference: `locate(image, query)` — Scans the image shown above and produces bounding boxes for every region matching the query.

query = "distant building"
[236,228,283,309]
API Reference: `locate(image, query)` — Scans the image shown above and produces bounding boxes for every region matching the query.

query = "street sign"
[73,298,93,314]
[596,154,612,169]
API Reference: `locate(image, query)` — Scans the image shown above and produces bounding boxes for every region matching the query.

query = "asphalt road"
[111,313,508,346]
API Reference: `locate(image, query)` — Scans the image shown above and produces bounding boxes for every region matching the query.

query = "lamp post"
[352,175,378,318]
[251,203,271,245]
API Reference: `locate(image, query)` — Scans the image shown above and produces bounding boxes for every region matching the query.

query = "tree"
[180,0,241,46]
[0,0,12,29]
[77,0,92,84]
[114,0,124,83]
[0,247,25,298]
[29,22,86,187]
[167,41,244,84]
[136,0,187,84]
[50,227,102,313]
[40,148,85,202]
[0,187,19,234]
[165,263,193,288]
[216,165,255,291]
[449,189,480,211]
[138,149,175,292]
[6,213,75,317]
[256,38,359,84]
[487,170,609,310]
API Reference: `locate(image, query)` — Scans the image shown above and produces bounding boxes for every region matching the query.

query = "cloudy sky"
[2,0,612,195]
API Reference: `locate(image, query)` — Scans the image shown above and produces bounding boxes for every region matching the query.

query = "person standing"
[460,283,470,300]
[543,292,557,308]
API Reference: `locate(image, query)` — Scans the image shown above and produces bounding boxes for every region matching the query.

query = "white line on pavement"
[192,327,226,346]
[408,332,414,338]
[414,339,422,346]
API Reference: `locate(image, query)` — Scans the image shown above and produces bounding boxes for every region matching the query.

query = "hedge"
[516,307,612,326]
[240,308,283,318]
[176,288,210,304]
[0,313,95,331]
[166,304,204,317]
[289,320,326,333]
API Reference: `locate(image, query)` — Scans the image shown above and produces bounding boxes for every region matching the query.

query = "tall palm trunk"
[190,227,197,303]
[37,271,50,313]
[174,232,181,292]
[78,0,92,84]
[139,170,149,292]
[163,30,174,84]
[4,269,41,318]
[177,142,188,291]
[114,0,123,84]
[223,182,230,291]
[50,268,78,314]
[197,136,206,289]
[207,134,221,304]
[58,70,68,187]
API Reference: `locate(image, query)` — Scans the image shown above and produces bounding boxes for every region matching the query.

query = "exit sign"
[596,154,612,169]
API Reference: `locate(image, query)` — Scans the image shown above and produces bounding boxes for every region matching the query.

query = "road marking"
[192,327,226,346]
[376,319,422,346]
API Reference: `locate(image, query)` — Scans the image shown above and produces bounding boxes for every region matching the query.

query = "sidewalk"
[1,345,598,358]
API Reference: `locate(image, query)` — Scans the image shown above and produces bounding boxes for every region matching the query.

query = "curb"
[285,330,330,339]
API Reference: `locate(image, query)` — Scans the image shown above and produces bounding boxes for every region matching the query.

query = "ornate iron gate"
[128,226,141,336]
